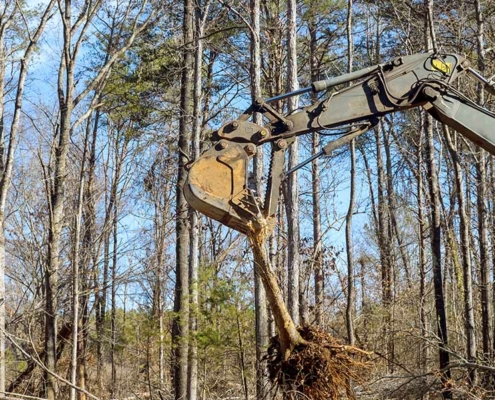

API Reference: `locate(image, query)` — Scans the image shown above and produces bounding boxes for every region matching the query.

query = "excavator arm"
[184,52,495,234]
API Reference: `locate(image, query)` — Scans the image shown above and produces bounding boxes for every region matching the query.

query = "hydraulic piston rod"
[265,62,383,103]
[467,67,495,96]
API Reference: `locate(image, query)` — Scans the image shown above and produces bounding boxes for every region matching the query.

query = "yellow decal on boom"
[432,59,452,74]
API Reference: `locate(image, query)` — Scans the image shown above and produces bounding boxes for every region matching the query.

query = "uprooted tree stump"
[247,223,371,399]
[266,325,372,399]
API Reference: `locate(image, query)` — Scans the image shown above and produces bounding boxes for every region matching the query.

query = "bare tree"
[188,1,212,398]
[285,0,301,326]
[69,118,91,400]
[424,1,451,397]
[417,115,429,372]
[249,0,269,397]
[173,0,194,397]
[445,127,477,386]
[0,1,56,395]
[345,0,356,347]
[306,3,324,327]
[473,0,493,362]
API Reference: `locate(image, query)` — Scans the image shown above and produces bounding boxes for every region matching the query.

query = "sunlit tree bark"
[286,0,301,326]
[345,0,356,347]
[173,0,193,398]
[249,0,269,397]
[424,2,451,397]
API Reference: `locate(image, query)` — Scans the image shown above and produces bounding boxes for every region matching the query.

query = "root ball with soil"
[266,325,371,400]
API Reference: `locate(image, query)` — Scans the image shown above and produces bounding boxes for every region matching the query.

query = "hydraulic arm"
[184,52,495,234]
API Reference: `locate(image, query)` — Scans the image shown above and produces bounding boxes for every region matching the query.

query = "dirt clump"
[266,325,371,400]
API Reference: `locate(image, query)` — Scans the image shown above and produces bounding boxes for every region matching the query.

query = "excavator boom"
[184,52,495,233]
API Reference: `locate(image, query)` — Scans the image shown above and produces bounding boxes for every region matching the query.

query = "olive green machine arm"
[184,52,495,234]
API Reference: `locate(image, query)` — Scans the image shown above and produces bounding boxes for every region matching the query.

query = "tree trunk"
[374,122,394,372]
[188,2,210,398]
[309,36,324,326]
[424,2,451,397]
[417,113,429,372]
[45,3,78,396]
[286,0,301,326]
[0,25,8,400]
[384,126,411,286]
[474,0,493,362]
[101,131,127,396]
[250,0,269,397]
[345,0,356,347]
[92,110,107,393]
[0,2,56,397]
[236,314,249,400]
[69,127,88,400]
[426,116,451,400]
[173,0,193,397]
[111,194,118,397]
[444,127,477,386]
[248,231,306,360]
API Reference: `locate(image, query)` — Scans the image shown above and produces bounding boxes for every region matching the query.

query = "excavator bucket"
[184,140,262,234]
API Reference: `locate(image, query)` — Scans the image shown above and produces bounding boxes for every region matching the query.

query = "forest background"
[1,0,495,399]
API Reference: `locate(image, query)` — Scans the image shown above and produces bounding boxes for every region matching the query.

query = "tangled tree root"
[266,326,372,400]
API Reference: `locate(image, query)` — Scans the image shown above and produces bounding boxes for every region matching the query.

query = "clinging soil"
[265,324,371,399]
